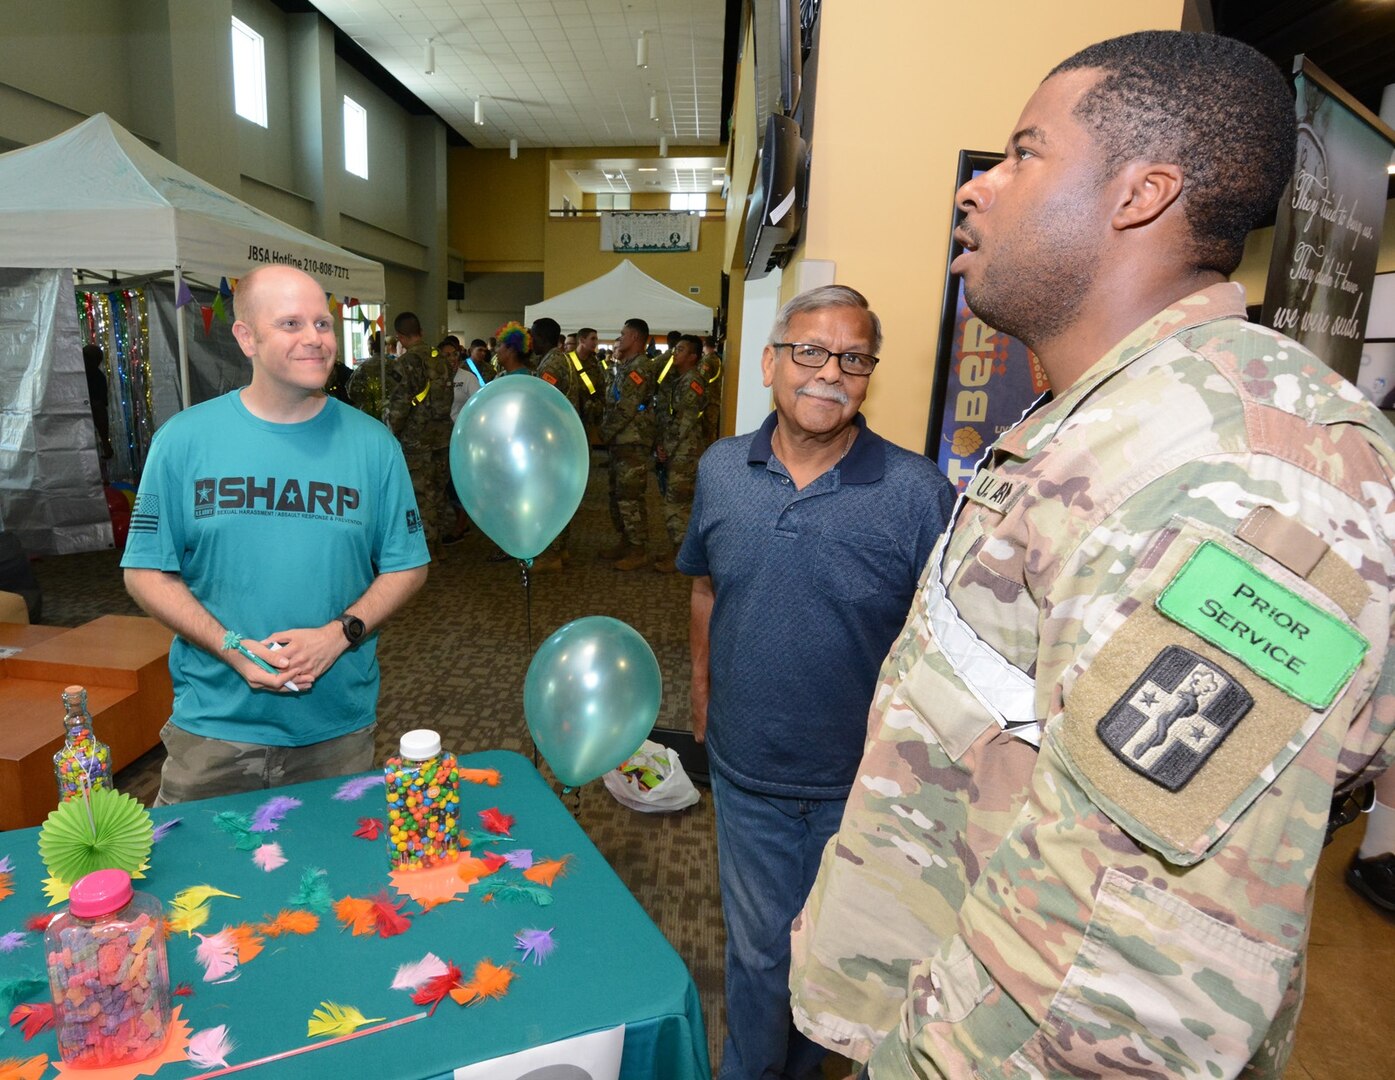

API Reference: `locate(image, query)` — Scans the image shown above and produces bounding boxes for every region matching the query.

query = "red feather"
[354,817,384,840]
[172,983,195,997]
[9,1002,55,1040]
[370,891,412,938]
[23,914,53,932]
[480,852,508,872]
[409,961,462,1016]
[478,808,514,836]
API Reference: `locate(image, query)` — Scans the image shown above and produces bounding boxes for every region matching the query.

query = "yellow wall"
[781,0,1184,451]
[543,216,725,307]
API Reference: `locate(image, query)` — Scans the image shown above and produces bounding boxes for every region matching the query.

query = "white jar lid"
[398,729,442,761]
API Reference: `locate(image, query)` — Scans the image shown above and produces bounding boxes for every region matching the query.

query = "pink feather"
[188,1024,236,1068]
[390,952,449,991]
[195,929,240,982]
[250,795,302,832]
[253,843,288,871]
[332,775,385,801]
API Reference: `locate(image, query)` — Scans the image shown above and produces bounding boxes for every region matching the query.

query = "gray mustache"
[796,386,850,406]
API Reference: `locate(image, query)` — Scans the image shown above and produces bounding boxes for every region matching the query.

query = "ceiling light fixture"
[636,31,649,68]
[659,135,668,157]
[510,138,518,160]
[638,167,657,172]
[649,94,659,122]
[474,98,484,126]
[424,37,435,75]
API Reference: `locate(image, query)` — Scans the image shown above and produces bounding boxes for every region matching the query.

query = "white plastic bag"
[603,739,701,813]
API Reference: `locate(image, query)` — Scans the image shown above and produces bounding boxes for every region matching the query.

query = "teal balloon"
[524,616,662,787]
[449,375,588,560]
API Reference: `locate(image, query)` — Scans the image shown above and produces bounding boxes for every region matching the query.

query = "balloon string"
[521,559,538,769]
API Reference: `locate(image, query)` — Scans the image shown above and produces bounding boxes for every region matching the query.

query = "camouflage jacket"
[600,352,656,447]
[347,359,383,419]
[384,342,453,451]
[655,364,708,461]
[535,346,579,413]
[789,283,1395,1079]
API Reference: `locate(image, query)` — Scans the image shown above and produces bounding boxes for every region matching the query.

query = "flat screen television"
[743,113,806,279]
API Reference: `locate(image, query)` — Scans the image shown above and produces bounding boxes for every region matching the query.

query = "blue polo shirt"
[677,411,955,798]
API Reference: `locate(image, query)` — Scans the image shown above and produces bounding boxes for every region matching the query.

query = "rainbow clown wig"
[495,321,531,355]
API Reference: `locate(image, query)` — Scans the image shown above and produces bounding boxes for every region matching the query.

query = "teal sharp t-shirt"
[121,392,429,746]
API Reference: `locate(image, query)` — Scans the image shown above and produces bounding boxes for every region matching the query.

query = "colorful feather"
[454,856,497,889]
[0,871,11,903]
[458,827,514,848]
[390,952,448,991]
[306,1002,384,1038]
[212,810,261,850]
[0,857,11,873]
[0,1054,49,1080]
[522,856,571,887]
[187,1024,236,1068]
[501,849,534,870]
[228,925,264,964]
[449,959,514,1005]
[250,795,302,833]
[369,891,412,938]
[172,885,240,909]
[334,896,378,937]
[478,808,515,835]
[8,1002,54,1040]
[195,929,240,981]
[252,842,288,872]
[353,818,384,840]
[482,881,554,906]
[290,867,333,913]
[459,768,501,786]
[0,932,27,954]
[22,915,51,933]
[172,982,194,997]
[257,909,319,937]
[409,961,462,1016]
[480,852,509,872]
[167,903,211,937]
[514,927,556,966]
[151,818,183,843]
[331,775,385,801]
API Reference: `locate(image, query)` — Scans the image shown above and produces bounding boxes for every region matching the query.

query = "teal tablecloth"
[0,750,710,1079]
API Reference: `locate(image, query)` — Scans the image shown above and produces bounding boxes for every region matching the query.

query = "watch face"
[341,615,365,643]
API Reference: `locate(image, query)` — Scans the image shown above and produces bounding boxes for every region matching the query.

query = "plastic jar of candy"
[53,685,112,801]
[384,729,460,870]
[44,869,172,1067]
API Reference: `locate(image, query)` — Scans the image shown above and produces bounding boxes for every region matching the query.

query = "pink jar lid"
[68,869,133,918]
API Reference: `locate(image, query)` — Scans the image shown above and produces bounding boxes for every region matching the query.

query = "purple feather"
[331,775,385,801]
[502,849,534,870]
[0,855,13,873]
[0,931,29,953]
[152,818,183,843]
[250,795,302,832]
[514,927,555,965]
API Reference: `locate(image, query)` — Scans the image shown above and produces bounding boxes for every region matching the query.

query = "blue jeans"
[711,768,846,1080]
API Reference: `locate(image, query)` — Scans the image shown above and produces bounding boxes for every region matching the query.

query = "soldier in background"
[790,31,1395,1080]
[572,327,606,442]
[599,317,656,572]
[383,311,453,552]
[652,334,707,573]
[347,330,384,418]
[699,336,724,442]
[530,317,578,574]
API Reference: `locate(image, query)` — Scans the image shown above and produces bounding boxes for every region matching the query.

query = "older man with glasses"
[676,285,955,1080]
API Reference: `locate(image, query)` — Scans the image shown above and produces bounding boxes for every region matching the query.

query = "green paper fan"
[38,787,155,883]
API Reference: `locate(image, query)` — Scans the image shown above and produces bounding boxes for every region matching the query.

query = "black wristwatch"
[337,613,366,646]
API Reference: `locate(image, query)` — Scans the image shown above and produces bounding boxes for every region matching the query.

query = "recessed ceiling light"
[638,167,658,172]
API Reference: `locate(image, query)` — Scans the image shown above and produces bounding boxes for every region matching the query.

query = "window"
[230,17,267,127]
[344,303,382,366]
[596,193,631,210]
[343,97,368,178]
[669,192,707,216]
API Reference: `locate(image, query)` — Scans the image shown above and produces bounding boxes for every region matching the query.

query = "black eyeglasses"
[774,342,880,377]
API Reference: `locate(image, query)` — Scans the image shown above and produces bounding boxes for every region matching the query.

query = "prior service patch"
[1097,645,1253,792]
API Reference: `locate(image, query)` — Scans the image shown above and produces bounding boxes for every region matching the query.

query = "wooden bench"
[0,616,173,830]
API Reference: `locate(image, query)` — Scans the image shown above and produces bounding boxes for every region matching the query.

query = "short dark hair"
[679,334,703,353]
[437,337,460,352]
[624,317,650,340]
[578,327,597,338]
[666,330,682,345]
[469,338,487,350]
[1049,31,1296,275]
[530,317,561,351]
[394,311,423,336]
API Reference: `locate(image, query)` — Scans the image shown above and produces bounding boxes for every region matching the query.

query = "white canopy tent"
[0,112,385,407]
[524,259,713,339]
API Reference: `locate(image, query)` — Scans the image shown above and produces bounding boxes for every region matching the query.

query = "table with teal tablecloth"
[0,750,710,1079]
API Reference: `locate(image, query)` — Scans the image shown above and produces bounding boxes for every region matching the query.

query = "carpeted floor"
[31,458,735,1070]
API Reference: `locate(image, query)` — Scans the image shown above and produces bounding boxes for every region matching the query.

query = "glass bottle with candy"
[44,869,172,1067]
[384,729,460,869]
[53,685,112,802]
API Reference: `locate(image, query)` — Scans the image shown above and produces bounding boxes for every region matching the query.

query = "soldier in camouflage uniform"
[652,334,707,572]
[790,33,1395,1080]
[530,317,578,574]
[383,311,454,551]
[599,317,656,572]
[571,327,606,443]
[699,337,723,443]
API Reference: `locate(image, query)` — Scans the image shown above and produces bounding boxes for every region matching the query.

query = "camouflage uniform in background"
[789,284,1395,1079]
[697,351,723,443]
[655,365,708,552]
[384,342,454,548]
[347,358,383,419]
[534,346,579,562]
[600,352,657,551]
[571,351,606,439]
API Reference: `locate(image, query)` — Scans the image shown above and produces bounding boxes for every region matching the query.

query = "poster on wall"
[1260,57,1395,385]
[925,151,1049,491]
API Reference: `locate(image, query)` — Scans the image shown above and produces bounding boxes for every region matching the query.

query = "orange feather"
[257,909,319,937]
[334,896,378,936]
[448,959,514,1005]
[459,768,501,786]
[228,924,265,963]
[522,857,571,887]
